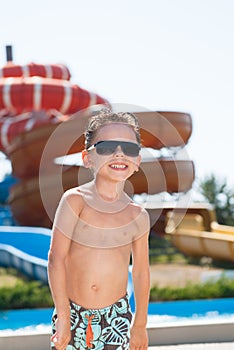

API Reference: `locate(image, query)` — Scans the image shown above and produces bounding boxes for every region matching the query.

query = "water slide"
[0,55,195,228]
[0,226,50,283]
[147,204,234,262]
[168,220,234,262]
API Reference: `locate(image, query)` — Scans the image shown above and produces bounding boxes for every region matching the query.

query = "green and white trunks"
[51,294,132,350]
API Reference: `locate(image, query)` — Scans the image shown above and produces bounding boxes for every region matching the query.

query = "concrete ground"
[149,343,234,349]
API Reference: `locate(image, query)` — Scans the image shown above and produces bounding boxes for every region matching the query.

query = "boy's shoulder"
[128,201,149,216]
[62,186,82,198]
[61,186,85,210]
[128,202,150,231]
[61,182,95,207]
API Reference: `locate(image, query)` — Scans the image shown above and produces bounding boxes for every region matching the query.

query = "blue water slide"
[0,226,51,283]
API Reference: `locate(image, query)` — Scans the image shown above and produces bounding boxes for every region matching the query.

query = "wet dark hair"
[84,109,141,149]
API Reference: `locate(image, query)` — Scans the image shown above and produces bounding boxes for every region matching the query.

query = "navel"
[91,284,98,291]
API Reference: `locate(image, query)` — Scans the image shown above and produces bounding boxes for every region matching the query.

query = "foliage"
[2,268,234,308]
[198,173,234,225]
[150,276,234,301]
[149,232,188,264]
[0,280,53,310]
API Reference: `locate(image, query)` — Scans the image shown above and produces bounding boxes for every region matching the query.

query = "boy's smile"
[109,162,128,170]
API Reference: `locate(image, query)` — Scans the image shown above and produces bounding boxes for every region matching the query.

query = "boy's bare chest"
[72,205,142,248]
[81,207,131,228]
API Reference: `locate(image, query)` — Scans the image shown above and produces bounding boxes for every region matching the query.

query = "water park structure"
[1,45,234,348]
[1,45,234,273]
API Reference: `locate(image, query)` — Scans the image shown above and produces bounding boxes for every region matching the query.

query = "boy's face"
[83,123,141,182]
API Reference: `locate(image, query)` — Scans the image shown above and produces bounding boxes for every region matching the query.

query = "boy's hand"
[130,325,148,350]
[51,316,71,350]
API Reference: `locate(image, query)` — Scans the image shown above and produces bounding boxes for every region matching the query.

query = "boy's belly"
[65,243,131,308]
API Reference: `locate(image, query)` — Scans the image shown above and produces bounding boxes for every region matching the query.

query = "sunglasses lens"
[122,143,139,156]
[95,141,140,156]
[95,141,114,155]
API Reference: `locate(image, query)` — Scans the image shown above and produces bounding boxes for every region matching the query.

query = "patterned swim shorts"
[51,294,132,350]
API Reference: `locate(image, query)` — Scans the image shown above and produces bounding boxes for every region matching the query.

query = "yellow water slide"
[164,204,234,262]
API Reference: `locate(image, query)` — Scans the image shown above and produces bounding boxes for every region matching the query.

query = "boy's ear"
[132,155,141,174]
[135,154,141,171]
[82,150,92,168]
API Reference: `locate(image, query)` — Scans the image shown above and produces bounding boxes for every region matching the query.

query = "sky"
[1,0,234,190]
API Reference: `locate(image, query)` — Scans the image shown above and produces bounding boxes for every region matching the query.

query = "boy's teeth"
[110,164,126,169]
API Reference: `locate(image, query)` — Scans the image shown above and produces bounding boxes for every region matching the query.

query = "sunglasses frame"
[87,140,141,157]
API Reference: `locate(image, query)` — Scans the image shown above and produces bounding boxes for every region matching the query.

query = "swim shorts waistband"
[69,293,130,313]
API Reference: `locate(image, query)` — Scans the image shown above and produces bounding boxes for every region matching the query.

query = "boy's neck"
[82,179,131,214]
[93,177,124,202]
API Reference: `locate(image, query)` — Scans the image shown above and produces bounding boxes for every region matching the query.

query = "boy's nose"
[114,145,124,156]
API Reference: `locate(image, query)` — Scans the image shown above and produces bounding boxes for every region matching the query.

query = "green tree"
[198,174,234,225]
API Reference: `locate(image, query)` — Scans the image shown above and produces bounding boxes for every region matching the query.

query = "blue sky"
[1,0,234,188]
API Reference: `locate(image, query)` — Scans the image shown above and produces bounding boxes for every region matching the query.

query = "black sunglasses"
[87,140,141,157]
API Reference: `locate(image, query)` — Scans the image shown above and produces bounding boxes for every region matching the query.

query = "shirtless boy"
[48,110,150,350]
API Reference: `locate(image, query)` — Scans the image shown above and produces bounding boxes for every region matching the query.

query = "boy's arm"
[48,228,72,350]
[48,228,71,317]
[48,228,71,350]
[130,209,150,349]
[48,191,80,315]
[47,191,81,349]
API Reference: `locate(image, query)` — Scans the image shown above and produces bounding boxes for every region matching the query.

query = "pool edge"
[1,320,234,349]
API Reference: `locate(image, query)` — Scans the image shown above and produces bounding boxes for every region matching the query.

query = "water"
[0,308,52,333]
[147,298,234,325]
[148,297,234,318]
[1,298,234,334]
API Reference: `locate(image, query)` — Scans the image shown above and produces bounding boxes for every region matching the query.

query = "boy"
[48,110,150,349]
